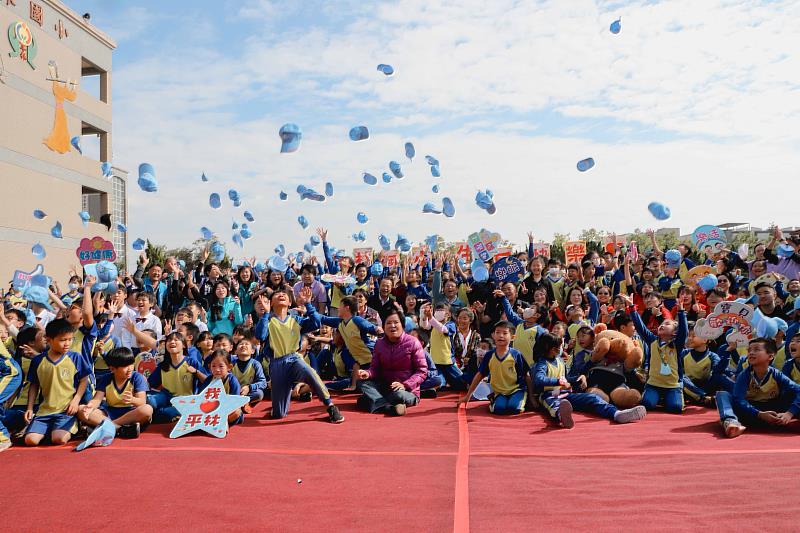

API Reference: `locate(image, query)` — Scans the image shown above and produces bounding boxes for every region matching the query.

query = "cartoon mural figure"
[43,61,77,154]
[7,21,37,69]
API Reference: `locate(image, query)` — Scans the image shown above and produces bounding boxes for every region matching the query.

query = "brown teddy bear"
[585,326,643,409]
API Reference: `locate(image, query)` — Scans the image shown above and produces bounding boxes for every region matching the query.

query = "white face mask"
[522,308,536,320]
[68,283,79,291]
[475,348,487,358]
[548,267,560,278]
[434,310,447,322]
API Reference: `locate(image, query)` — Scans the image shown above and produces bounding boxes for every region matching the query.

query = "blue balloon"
[577,158,595,172]
[430,165,440,178]
[363,172,378,186]
[50,221,62,239]
[475,190,493,210]
[79,211,90,225]
[389,161,404,179]
[228,189,240,201]
[325,182,334,197]
[647,202,671,221]
[349,126,370,141]
[382,172,392,183]
[473,266,490,282]
[268,255,289,272]
[665,249,681,269]
[232,221,239,230]
[425,155,439,166]
[233,233,244,248]
[423,202,442,214]
[201,172,209,182]
[357,230,366,241]
[310,235,320,246]
[279,191,288,200]
[378,234,391,251]
[298,215,309,229]
[432,184,439,193]
[116,223,127,233]
[240,228,252,240]
[200,227,214,240]
[233,199,242,208]
[209,193,221,209]
[377,63,394,76]
[71,136,82,154]
[33,209,47,219]
[254,262,267,273]
[404,142,415,161]
[243,211,255,222]
[610,18,621,34]
[303,243,313,253]
[777,243,795,258]
[297,185,307,195]
[275,244,285,256]
[370,262,383,276]
[279,123,302,153]
[442,197,456,218]
[32,242,46,259]
[425,234,438,250]
[101,161,112,178]
[132,238,146,251]
[210,241,225,262]
[357,212,369,224]
[137,163,158,192]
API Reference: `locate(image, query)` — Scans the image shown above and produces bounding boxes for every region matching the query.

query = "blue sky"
[69,0,800,261]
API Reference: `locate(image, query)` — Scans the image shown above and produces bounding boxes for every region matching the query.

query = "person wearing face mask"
[452,308,482,384]
[545,259,566,307]
[60,277,82,307]
[420,302,466,390]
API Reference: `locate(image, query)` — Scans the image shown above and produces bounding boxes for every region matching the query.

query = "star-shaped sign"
[169,379,249,439]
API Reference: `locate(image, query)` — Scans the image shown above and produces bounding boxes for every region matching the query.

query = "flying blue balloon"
[357,212,369,224]
[363,172,378,186]
[70,136,82,154]
[275,244,285,257]
[610,18,621,34]
[209,193,222,209]
[395,234,411,252]
[404,142,415,161]
[777,243,795,258]
[232,221,239,230]
[370,262,384,276]
[132,238,146,251]
[279,191,288,201]
[200,227,214,240]
[425,235,438,250]
[310,235,320,246]
[233,233,244,248]
[425,155,439,166]
[647,202,671,220]
[378,234,391,251]
[240,228,252,240]
[389,161,404,179]
[349,126,370,141]
[101,161,112,178]
[423,202,442,214]
[432,185,439,193]
[325,182,334,197]
[137,163,158,192]
[577,158,595,172]
[298,215,309,229]
[201,172,209,182]
[357,230,366,241]
[33,209,47,220]
[116,223,127,233]
[243,211,255,222]
[382,172,392,184]
[210,241,225,262]
[50,221,62,239]
[297,185,308,195]
[473,266,490,282]
[377,64,394,76]
[79,211,90,225]
[431,165,440,178]
[442,197,455,218]
[475,190,496,214]
[32,243,46,259]
[303,243,313,253]
[228,189,240,202]
[233,199,242,208]
[268,255,289,272]
[279,123,302,153]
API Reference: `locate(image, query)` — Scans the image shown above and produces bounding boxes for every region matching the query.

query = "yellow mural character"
[43,62,77,154]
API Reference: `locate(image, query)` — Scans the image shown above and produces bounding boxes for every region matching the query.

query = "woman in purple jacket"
[356,309,428,416]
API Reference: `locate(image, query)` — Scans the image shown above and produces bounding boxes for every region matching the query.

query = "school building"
[0,0,124,289]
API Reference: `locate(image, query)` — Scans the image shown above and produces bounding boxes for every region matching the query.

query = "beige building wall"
[0,0,125,290]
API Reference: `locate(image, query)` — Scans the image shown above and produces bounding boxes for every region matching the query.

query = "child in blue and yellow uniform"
[498,291,546,367]
[24,319,92,446]
[0,336,22,451]
[630,298,688,413]
[232,338,267,412]
[460,321,531,415]
[420,302,465,390]
[200,349,244,425]
[780,333,800,384]
[716,337,800,438]
[532,332,646,428]
[681,324,725,405]
[3,327,46,438]
[78,347,152,438]
[147,332,207,423]
[254,288,344,423]
[313,295,382,392]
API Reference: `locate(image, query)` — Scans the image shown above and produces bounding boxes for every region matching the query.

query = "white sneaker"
[614,405,647,424]
[723,418,746,438]
[558,400,574,429]
[0,440,11,452]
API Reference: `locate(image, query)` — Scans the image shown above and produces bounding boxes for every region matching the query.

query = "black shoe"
[391,403,407,416]
[327,405,345,424]
[118,423,141,439]
[299,391,312,402]
[420,389,438,399]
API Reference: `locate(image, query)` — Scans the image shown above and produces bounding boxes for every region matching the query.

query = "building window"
[81,186,106,222]
[111,175,126,267]
[81,57,105,102]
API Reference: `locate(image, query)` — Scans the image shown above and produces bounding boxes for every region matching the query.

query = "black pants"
[357,380,419,413]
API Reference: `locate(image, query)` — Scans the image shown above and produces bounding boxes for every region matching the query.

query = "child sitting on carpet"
[716,338,800,438]
[232,338,267,413]
[200,349,244,426]
[78,347,152,438]
[459,321,531,415]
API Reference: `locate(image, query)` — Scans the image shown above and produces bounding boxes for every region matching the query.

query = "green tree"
[550,232,570,262]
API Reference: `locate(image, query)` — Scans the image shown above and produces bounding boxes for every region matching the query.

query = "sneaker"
[0,440,12,452]
[327,405,345,424]
[391,403,407,416]
[420,389,438,399]
[299,391,312,402]
[118,423,141,439]
[558,400,574,429]
[613,405,647,424]
[723,418,746,438]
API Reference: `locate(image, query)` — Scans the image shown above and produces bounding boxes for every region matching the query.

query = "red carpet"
[5,394,800,532]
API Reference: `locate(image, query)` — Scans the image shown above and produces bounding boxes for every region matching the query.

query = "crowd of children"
[1,225,799,452]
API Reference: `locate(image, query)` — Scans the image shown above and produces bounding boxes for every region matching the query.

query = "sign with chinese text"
[76,236,116,266]
[604,235,626,254]
[454,242,472,263]
[490,257,525,283]
[691,225,726,257]
[353,247,373,266]
[409,246,428,268]
[382,250,400,269]
[467,229,501,262]
[531,242,550,258]
[563,241,587,265]
[169,379,249,439]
